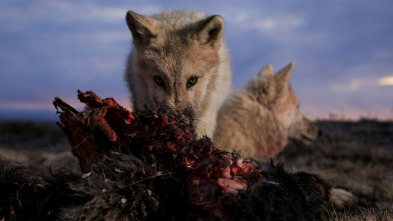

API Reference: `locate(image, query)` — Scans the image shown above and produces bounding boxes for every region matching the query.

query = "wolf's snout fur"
[288,116,319,145]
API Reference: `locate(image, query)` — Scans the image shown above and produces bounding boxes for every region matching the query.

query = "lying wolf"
[213,62,357,208]
[124,10,231,138]
[214,62,319,158]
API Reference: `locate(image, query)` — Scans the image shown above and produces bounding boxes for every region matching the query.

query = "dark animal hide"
[0,91,331,220]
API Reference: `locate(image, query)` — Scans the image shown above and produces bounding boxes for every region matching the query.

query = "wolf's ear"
[192,15,224,47]
[246,64,274,99]
[258,64,274,78]
[126,11,157,47]
[245,64,276,100]
[274,61,295,96]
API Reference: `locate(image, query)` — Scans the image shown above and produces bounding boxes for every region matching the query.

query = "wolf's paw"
[330,188,358,209]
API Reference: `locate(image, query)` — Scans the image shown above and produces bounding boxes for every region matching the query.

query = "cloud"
[330,79,373,92]
[378,76,393,86]
[225,7,304,36]
[253,20,276,30]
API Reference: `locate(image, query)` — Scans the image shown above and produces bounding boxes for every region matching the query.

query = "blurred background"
[1,0,392,121]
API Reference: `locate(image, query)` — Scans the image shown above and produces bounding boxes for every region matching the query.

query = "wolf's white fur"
[124,10,231,138]
[213,62,319,158]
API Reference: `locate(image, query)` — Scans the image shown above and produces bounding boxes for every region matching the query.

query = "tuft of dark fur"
[59,152,164,220]
[0,158,82,220]
[0,152,184,220]
[1,155,330,220]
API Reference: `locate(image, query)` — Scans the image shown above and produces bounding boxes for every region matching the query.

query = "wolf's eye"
[154,76,165,88]
[187,76,198,88]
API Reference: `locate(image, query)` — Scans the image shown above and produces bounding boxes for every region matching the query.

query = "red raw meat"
[50,90,330,220]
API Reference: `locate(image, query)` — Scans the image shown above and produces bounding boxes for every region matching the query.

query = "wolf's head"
[125,10,225,120]
[245,62,319,146]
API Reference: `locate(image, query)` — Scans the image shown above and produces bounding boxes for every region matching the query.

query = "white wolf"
[213,62,357,208]
[213,62,319,158]
[124,10,231,138]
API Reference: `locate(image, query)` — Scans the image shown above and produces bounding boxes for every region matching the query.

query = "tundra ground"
[0,119,392,220]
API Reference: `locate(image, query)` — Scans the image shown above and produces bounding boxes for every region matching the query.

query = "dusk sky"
[1,1,392,121]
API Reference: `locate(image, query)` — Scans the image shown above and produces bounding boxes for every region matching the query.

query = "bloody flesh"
[48,90,331,220]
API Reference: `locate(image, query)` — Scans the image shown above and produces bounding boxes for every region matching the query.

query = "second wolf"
[213,62,319,158]
[124,10,231,138]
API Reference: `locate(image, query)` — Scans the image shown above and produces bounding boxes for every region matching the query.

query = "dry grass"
[321,208,393,221]
[0,121,77,170]
[276,119,393,220]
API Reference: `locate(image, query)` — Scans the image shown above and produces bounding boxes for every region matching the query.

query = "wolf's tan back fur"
[213,62,319,158]
[124,10,231,138]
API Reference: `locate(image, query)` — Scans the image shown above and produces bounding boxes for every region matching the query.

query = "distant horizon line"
[0,107,391,122]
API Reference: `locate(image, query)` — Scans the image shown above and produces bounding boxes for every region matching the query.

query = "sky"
[0,0,392,121]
